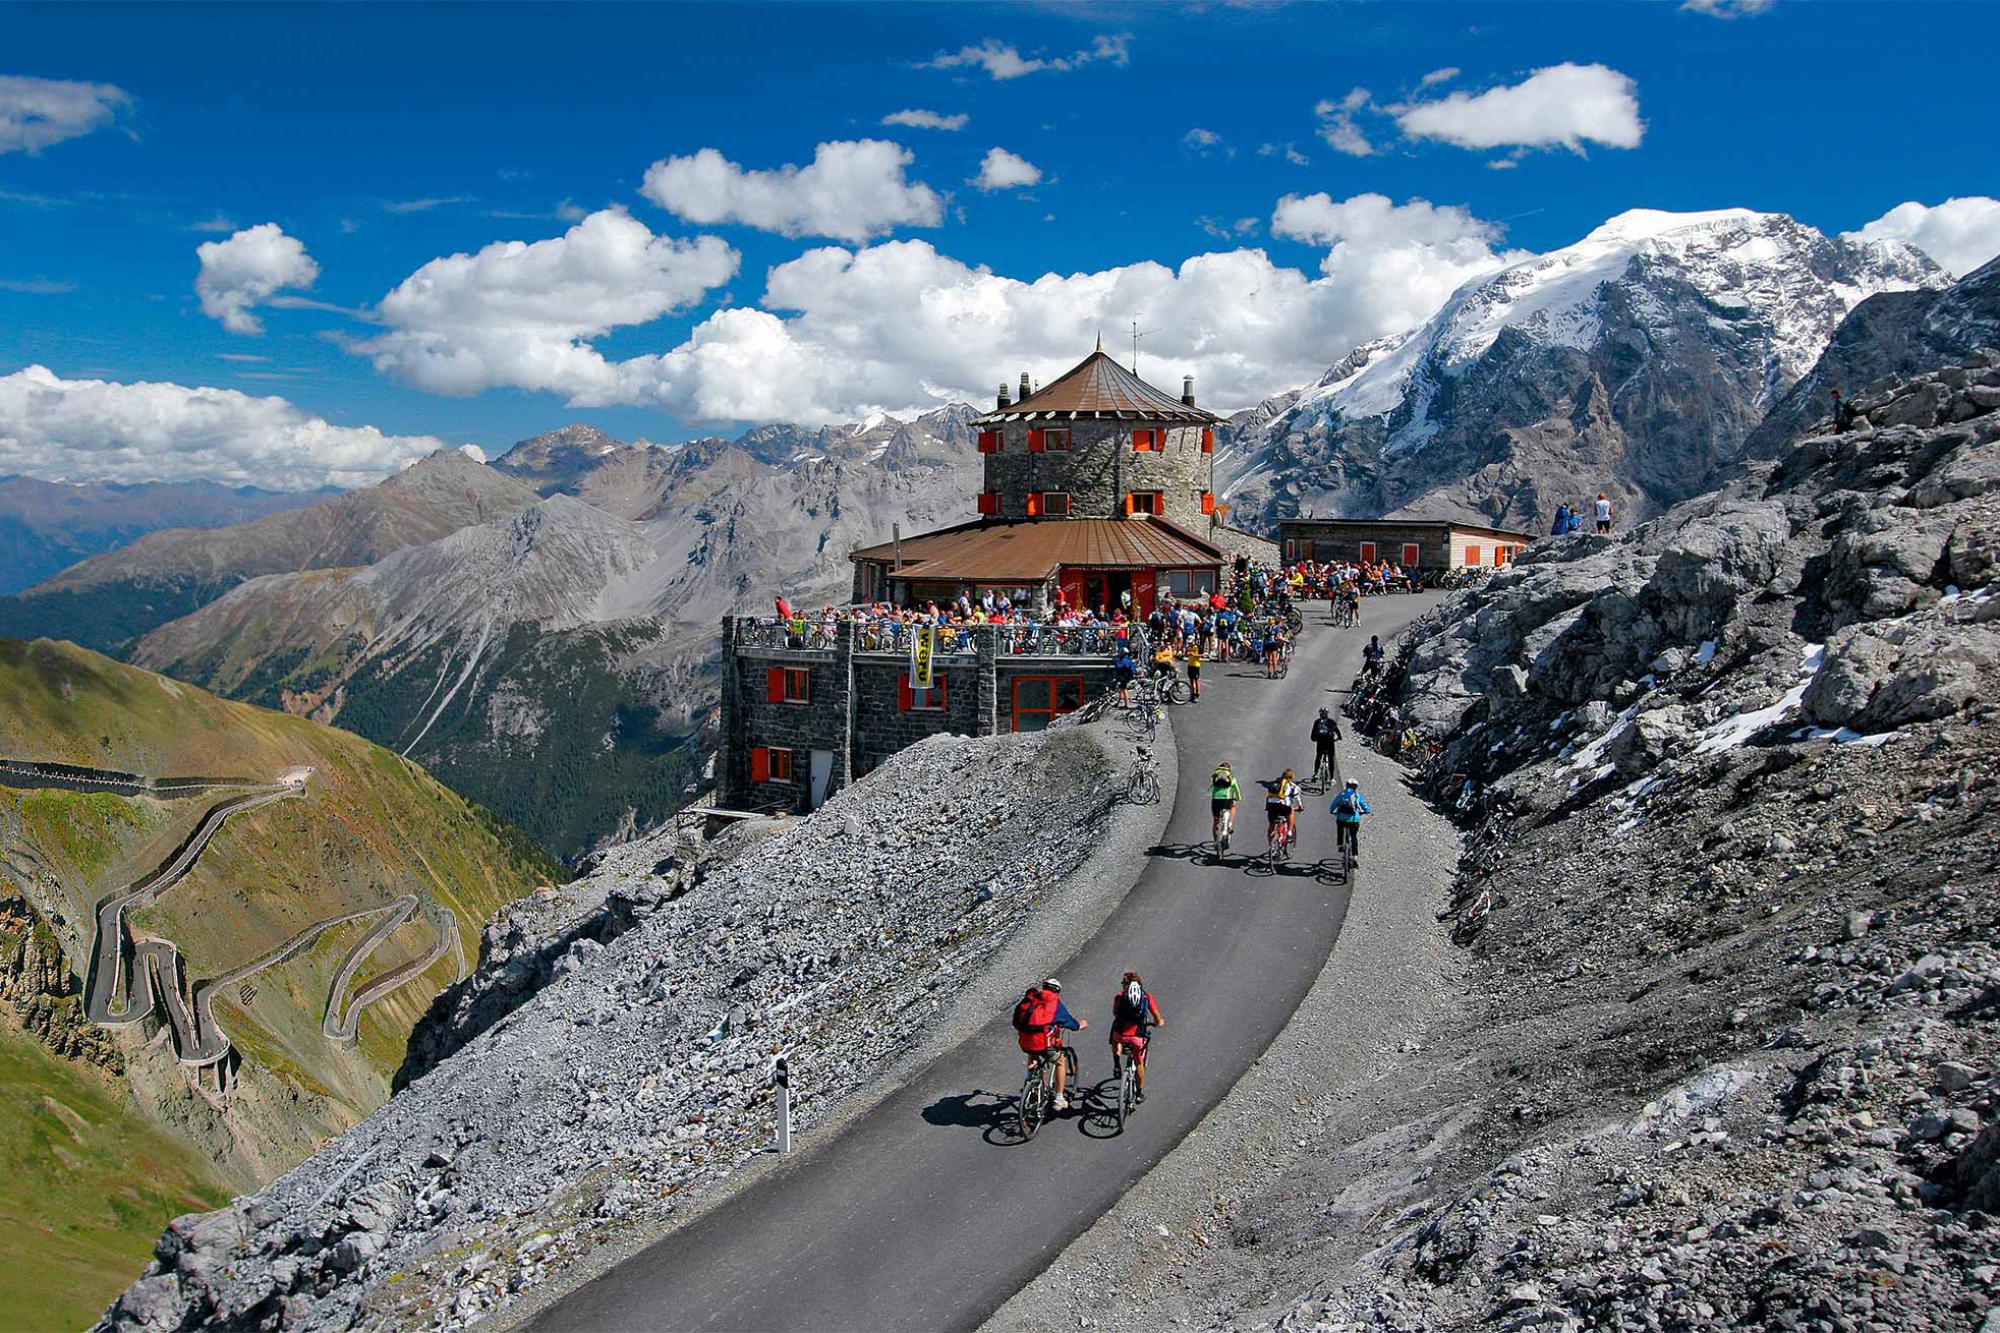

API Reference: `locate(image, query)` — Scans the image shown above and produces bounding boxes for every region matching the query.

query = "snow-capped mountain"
[1219,208,1945,531]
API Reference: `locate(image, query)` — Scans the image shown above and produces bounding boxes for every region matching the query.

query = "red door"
[1130,569,1156,617]
[1058,569,1085,610]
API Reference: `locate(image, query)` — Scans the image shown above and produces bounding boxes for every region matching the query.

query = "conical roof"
[977,351,1219,423]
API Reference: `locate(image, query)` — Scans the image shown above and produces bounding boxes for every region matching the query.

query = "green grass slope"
[0,636,560,1317]
[0,1027,232,1332]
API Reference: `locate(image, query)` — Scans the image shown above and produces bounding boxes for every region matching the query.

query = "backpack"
[1013,989,1060,1053]
[1113,988,1151,1032]
[1333,789,1361,817]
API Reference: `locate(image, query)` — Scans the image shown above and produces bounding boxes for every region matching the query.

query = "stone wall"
[983,419,1214,529]
[1205,521,1279,569]
[721,618,1130,805]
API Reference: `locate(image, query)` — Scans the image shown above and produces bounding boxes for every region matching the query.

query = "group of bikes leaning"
[1007,632,1384,1138]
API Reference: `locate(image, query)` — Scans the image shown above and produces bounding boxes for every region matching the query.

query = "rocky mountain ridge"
[1218,208,1945,534]
[0,475,333,596]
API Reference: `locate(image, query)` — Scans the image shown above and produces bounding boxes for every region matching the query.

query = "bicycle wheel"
[1166,679,1191,705]
[1139,772,1161,805]
[1018,1066,1047,1139]
[1117,1065,1134,1135]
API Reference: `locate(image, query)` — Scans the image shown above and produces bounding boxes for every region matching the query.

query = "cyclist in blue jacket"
[1330,779,1371,864]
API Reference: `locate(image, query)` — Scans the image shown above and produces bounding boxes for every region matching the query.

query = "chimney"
[997,381,1011,408]
[1019,371,1032,403]
[1182,375,1196,407]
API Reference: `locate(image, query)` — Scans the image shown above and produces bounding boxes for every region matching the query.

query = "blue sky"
[3,1,1998,488]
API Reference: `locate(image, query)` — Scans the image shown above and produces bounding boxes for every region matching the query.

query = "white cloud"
[1183,128,1228,156]
[0,365,450,489]
[349,185,1522,425]
[1315,88,1376,158]
[1419,67,1460,87]
[1396,62,1644,154]
[1270,191,1527,328]
[383,196,476,214]
[919,34,1130,80]
[195,223,321,336]
[355,208,738,400]
[639,139,942,243]
[1845,197,2000,277]
[0,75,131,154]
[882,108,967,131]
[973,147,1042,192]
[1681,0,1775,16]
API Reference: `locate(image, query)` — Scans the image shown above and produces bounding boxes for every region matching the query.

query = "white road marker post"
[771,1053,791,1155]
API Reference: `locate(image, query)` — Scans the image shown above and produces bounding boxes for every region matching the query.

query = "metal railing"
[730,617,1147,661]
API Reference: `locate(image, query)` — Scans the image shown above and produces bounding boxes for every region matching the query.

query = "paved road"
[529,595,1439,1333]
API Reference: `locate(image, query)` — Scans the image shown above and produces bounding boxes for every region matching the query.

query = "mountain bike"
[1306,748,1338,794]
[1016,1043,1079,1140]
[1122,702,1163,743]
[1110,1031,1157,1135]
[1134,674,1190,706]
[1125,746,1161,805]
[1264,811,1297,865]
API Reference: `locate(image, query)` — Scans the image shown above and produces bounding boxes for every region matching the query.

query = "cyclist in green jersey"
[1210,761,1242,850]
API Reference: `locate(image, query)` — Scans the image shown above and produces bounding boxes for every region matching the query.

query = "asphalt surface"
[529,596,1438,1333]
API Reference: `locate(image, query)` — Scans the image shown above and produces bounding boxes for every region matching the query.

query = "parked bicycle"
[1125,746,1161,805]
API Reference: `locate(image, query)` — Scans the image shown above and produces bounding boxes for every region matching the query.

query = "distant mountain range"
[0,475,334,595]
[1216,208,1946,532]
[104,409,979,858]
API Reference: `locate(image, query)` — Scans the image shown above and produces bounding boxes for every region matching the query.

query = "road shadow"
[1075,1078,1126,1139]
[922,1089,1042,1148]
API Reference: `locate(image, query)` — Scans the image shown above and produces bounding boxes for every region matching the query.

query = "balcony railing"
[729,617,1147,661]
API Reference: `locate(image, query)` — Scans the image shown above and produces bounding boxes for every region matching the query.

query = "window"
[1200,428,1214,454]
[1012,676,1085,732]
[1132,428,1161,452]
[898,675,948,711]
[1163,569,1214,598]
[1285,539,1300,562]
[1359,541,1376,564]
[977,491,1000,516]
[1401,543,1420,567]
[1124,492,1164,516]
[1030,427,1070,453]
[1041,492,1071,516]
[1466,545,1483,566]
[977,430,1000,454]
[749,745,794,783]
[765,666,810,703]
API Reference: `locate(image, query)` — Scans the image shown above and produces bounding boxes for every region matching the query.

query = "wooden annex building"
[1277,516,1535,572]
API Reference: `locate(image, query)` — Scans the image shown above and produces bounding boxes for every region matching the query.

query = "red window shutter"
[1200,428,1214,454]
[977,430,999,453]
[1027,429,1045,453]
[1132,429,1151,452]
[765,667,784,702]
[897,677,913,711]
[1201,492,1216,515]
[977,491,999,516]
[1123,493,1135,516]
[749,746,770,783]
[1026,492,1042,517]
[937,674,948,705]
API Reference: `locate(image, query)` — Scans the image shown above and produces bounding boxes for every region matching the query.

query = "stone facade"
[1276,518,1535,571]
[721,617,1132,811]
[980,418,1216,529]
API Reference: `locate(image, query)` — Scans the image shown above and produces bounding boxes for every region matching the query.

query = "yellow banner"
[910,626,935,688]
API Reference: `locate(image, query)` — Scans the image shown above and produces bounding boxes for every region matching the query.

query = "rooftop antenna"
[1131,320,1158,376]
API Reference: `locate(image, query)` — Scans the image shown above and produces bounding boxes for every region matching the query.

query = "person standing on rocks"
[1549,503,1571,537]
[1594,492,1613,534]
[1831,386,1860,433]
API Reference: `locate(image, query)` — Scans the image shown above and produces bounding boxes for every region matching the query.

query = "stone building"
[1276,516,1535,572]
[850,348,1275,616]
